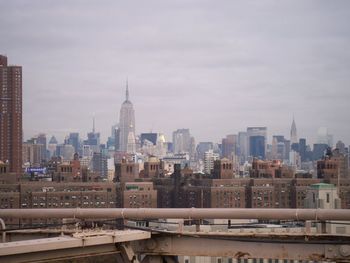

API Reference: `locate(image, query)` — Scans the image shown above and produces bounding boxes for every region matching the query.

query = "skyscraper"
[48,136,58,158]
[84,117,100,153]
[0,55,22,173]
[247,127,267,160]
[317,127,333,147]
[36,133,47,161]
[67,133,80,154]
[290,118,298,145]
[172,129,191,154]
[221,134,236,158]
[237,132,248,163]
[271,135,286,160]
[119,81,135,152]
[299,138,307,162]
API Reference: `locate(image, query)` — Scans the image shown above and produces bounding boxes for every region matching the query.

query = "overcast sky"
[1,0,350,145]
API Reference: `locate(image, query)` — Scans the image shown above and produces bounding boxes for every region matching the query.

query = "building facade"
[119,82,135,152]
[247,127,267,160]
[0,55,22,173]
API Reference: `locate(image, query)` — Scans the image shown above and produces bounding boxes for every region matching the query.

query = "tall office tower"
[317,127,333,147]
[85,117,100,153]
[189,136,196,161]
[247,127,267,160]
[92,151,108,178]
[313,143,328,161]
[67,133,79,154]
[56,144,75,161]
[0,55,22,173]
[290,118,298,144]
[221,134,236,158]
[336,141,346,154]
[119,81,135,152]
[107,124,117,150]
[22,142,42,167]
[36,133,47,161]
[196,142,214,160]
[299,138,307,162]
[283,140,291,160]
[172,128,191,154]
[237,132,248,163]
[48,136,58,158]
[271,135,286,160]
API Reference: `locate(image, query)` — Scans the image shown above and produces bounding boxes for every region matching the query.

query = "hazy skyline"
[1,1,350,145]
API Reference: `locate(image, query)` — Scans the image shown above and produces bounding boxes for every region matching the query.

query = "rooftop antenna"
[126,77,129,101]
[92,114,95,133]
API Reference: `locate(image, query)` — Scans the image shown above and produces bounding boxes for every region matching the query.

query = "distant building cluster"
[0,54,350,226]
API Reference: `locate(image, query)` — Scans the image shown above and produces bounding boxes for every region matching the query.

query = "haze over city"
[2,2,350,262]
[1,1,350,144]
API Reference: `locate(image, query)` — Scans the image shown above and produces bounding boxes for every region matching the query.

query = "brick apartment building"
[0,55,22,173]
[1,156,349,227]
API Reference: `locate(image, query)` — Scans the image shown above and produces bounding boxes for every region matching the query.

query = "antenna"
[92,115,95,133]
[126,77,129,101]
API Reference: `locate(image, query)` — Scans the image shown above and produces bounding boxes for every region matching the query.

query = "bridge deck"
[1,229,350,262]
[0,230,150,256]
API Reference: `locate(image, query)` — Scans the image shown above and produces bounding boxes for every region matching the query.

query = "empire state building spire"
[125,78,129,101]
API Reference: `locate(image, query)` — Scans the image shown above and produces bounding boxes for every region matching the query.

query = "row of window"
[22,201,115,208]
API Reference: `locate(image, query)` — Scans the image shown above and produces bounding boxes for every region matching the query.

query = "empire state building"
[118,81,135,152]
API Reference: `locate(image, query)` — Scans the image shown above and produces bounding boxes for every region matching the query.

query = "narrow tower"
[0,55,22,173]
[290,117,298,144]
[118,80,135,152]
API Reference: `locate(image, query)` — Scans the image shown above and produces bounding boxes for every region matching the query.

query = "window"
[326,193,330,203]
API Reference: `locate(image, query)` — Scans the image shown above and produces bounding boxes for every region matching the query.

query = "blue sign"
[26,167,47,174]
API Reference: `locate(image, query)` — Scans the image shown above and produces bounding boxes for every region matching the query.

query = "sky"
[1,0,350,145]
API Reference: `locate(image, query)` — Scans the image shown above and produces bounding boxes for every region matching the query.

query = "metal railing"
[0,208,350,221]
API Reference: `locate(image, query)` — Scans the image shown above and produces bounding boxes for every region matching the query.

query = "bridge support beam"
[135,235,350,262]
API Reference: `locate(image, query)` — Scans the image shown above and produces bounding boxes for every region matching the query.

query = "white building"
[305,183,349,234]
[204,150,219,174]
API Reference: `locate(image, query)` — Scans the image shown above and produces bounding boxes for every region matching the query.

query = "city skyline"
[1,1,349,145]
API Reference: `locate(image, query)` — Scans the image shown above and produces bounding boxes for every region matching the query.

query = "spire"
[291,116,296,130]
[290,116,297,144]
[92,115,95,133]
[126,78,129,101]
